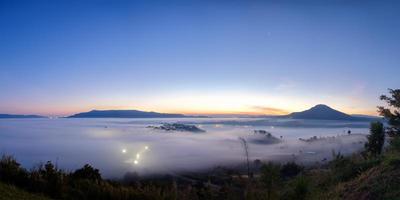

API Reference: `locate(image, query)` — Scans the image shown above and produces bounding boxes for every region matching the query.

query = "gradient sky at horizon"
[1,0,399,116]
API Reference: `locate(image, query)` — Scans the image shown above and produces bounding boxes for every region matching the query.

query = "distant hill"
[67,110,205,118]
[0,114,45,119]
[286,104,380,121]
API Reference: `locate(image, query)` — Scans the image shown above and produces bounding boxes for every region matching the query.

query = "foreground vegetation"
[1,147,399,200]
[0,89,399,200]
[0,182,50,200]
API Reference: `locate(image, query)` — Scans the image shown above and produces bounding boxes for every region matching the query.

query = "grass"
[0,182,51,200]
[330,150,400,200]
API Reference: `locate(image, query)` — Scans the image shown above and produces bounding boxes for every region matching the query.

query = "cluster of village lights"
[122,145,149,165]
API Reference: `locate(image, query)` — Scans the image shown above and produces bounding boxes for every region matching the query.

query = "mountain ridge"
[67,109,206,118]
[0,114,46,119]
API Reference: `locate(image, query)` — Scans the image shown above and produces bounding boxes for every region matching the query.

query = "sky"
[0,0,399,116]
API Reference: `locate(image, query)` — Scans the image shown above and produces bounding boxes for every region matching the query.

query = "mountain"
[0,114,45,118]
[286,104,379,121]
[67,110,203,118]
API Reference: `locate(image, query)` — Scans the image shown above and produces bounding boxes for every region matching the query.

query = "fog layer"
[0,118,368,178]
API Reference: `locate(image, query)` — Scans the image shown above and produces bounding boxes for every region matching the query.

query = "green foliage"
[330,155,357,182]
[0,182,51,200]
[378,88,400,137]
[260,162,281,200]
[365,121,385,156]
[389,135,400,152]
[280,162,303,179]
[25,161,66,198]
[71,164,101,181]
[330,152,381,182]
[0,152,397,200]
[334,164,400,200]
[281,176,310,200]
[0,154,227,200]
[292,176,309,200]
[0,155,29,187]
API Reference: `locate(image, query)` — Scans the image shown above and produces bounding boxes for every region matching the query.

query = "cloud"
[250,106,289,115]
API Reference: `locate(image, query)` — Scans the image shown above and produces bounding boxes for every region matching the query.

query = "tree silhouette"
[72,164,102,181]
[365,122,385,156]
[378,88,400,137]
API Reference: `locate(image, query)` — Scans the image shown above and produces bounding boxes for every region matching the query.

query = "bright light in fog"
[123,145,150,166]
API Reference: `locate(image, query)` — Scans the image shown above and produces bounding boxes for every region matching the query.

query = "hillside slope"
[0,182,51,200]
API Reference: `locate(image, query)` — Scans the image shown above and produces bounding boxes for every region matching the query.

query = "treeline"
[0,157,212,200]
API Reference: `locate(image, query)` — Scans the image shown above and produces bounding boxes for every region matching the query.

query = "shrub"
[389,136,400,152]
[260,162,281,200]
[292,177,310,200]
[28,161,66,198]
[330,152,381,182]
[0,155,29,187]
[71,164,102,181]
[280,162,303,179]
[365,121,385,156]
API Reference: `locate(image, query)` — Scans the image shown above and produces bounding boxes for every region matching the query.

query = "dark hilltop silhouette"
[286,104,379,121]
[0,114,45,119]
[66,105,379,121]
[67,109,206,118]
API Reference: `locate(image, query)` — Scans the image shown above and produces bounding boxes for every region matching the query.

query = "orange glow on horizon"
[170,109,290,116]
[2,106,378,117]
[1,92,379,117]
[2,103,379,117]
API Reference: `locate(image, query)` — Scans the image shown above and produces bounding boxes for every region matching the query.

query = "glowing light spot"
[145,146,149,150]
[136,153,140,159]
[122,149,127,153]
[134,160,138,165]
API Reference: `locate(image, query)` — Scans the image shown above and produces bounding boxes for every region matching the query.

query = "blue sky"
[1,0,399,116]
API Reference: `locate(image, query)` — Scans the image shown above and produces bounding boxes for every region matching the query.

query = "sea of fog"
[0,118,369,178]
